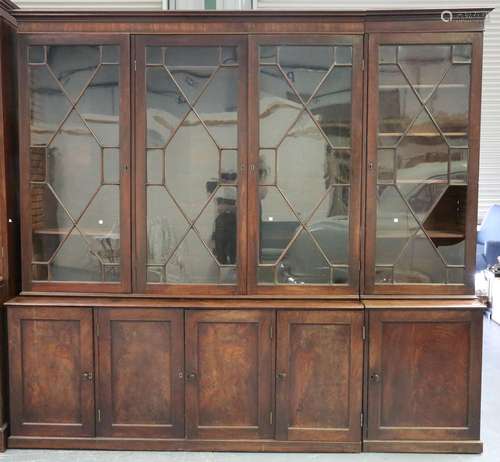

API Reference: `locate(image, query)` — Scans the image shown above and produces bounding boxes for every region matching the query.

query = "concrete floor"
[1,315,499,462]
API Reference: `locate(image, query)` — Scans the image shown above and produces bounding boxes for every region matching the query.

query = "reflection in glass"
[375,43,471,285]
[258,43,353,285]
[29,44,122,283]
[145,45,240,285]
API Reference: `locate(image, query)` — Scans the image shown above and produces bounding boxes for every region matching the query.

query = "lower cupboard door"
[8,307,95,437]
[185,310,274,439]
[276,310,363,442]
[367,309,482,442]
[97,308,185,438]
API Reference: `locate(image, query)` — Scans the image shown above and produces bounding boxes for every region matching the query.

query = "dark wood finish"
[0,12,20,451]
[363,299,485,310]
[18,34,132,294]
[7,295,364,309]
[134,35,248,296]
[96,308,184,438]
[247,34,363,297]
[367,309,482,442]
[276,310,363,443]
[185,310,274,439]
[8,306,95,437]
[7,436,361,452]
[364,32,484,296]
[363,440,482,454]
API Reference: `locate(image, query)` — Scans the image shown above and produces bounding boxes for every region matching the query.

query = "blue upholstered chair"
[477,204,500,271]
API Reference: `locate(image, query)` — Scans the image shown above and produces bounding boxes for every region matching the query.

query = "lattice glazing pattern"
[145,46,239,284]
[258,45,352,285]
[28,45,121,282]
[375,44,471,285]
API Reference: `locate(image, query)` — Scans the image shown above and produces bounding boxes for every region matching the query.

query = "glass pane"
[450,148,468,184]
[47,110,101,220]
[50,228,102,281]
[164,111,219,221]
[146,66,190,148]
[165,46,219,67]
[397,182,447,222]
[278,45,333,103]
[279,229,331,284]
[165,230,219,284]
[393,230,446,284]
[221,150,238,184]
[258,43,353,286]
[277,111,333,221]
[375,43,471,286]
[258,149,276,185]
[427,64,470,147]
[396,111,448,183]
[78,185,121,267]
[169,67,216,105]
[77,64,120,147]
[47,45,100,101]
[397,45,451,101]
[260,46,277,64]
[147,186,189,266]
[29,46,45,64]
[259,65,302,148]
[146,46,163,65]
[31,184,74,262]
[30,66,72,146]
[193,67,238,149]
[377,149,394,183]
[309,66,352,148]
[29,44,122,284]
[195,186,237,266]
[102,45,119,64]
[307,186,350,266]
[221,47,238,65]
[147,149,164,185]
[448,267,465,284]
[375,185,420,266]
[378,64,421,147]
[145,45,240,285]
[103,148,120,185]
[259,186,300,264]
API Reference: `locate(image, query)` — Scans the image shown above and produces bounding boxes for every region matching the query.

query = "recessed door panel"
[276,310,363,442]
[97,308,184,438]
[185,310,274,439]
[367,309,482,441]
[8,307,95,437]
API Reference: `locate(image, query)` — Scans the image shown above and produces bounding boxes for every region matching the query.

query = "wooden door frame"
[133,35,248,296]
[185,309,274,440]
[95,307,185,438]
[276,310,363,442]
[247,34,364,296]
[366,309,482,441]
[18,33,132,294]
[363,32,483,296]
[8,306,95,437]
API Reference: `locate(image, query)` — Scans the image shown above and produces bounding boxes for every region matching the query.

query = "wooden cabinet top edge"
[362,299,486,310]
[5,295,365,310]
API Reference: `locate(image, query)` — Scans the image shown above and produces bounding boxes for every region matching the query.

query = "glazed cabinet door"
[248,35,363,296]
[19,35,131,293]
[8,307,95,437]
[135,36,247,295]
[185,310,274,439]
[276,311,363,442]
[96,308,184,438]
[367,310,482,442]
[365,33,483,295]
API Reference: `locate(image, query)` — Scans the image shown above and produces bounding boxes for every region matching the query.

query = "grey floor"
[1,316,499,462]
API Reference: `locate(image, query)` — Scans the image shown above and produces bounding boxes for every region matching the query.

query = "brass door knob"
[82,371,94,381]
[277,372,287,380]
[370,372,381,383]
[186,372,197,380]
